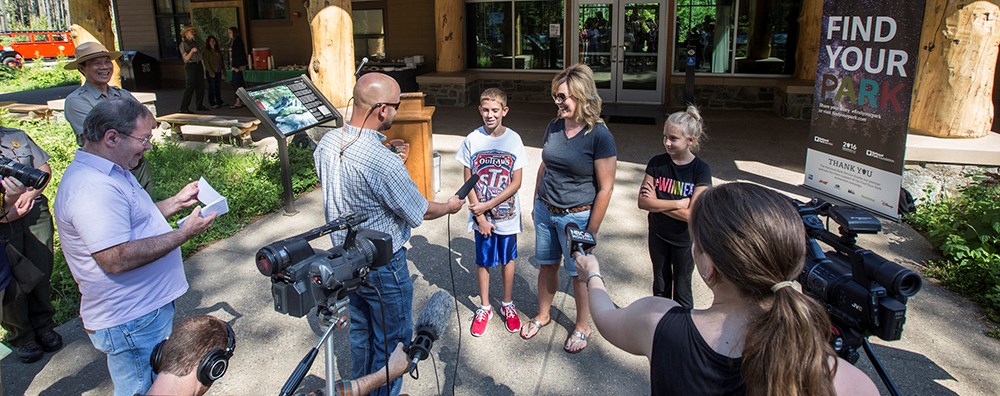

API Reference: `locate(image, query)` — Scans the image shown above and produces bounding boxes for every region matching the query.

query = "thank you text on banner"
[804,0,925,219]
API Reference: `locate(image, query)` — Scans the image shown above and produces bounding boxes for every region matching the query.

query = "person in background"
[519,63,617,355]
[0,125,60,364]
[202,35,226,109]
[227,26,248,109]
[0,175,25,394]
[63,41,152,193]
[638,106,712,307]
[55,98,216,396]
[577,182,879,395]
[178,26,207,113]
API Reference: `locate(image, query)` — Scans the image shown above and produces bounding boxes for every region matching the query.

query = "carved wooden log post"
[910,0,1000,138]
[68,1,121,87]
[304,0,355,107]
[436,0,464,72]
[794,0,823,80]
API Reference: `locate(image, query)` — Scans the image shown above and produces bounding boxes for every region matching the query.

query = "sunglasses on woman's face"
[552,93,570,104]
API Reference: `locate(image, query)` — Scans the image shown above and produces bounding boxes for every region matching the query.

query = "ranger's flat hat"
[64,41,121,70]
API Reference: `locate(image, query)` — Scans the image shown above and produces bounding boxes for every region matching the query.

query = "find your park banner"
[804,0,925,219]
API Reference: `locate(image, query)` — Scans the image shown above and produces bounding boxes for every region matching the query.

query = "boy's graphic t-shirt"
[455,127,526,235]
[645,153,712,238]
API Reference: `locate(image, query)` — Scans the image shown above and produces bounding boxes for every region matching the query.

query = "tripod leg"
[862,337,902,396]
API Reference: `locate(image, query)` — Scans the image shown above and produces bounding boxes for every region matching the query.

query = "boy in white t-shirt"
[455,88,526,337]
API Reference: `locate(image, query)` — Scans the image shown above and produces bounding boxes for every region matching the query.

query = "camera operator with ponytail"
[576,182,877,395]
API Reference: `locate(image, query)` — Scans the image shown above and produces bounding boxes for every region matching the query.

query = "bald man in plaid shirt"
[314,73,463,396]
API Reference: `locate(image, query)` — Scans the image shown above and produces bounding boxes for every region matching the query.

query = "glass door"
[572,0,666,104]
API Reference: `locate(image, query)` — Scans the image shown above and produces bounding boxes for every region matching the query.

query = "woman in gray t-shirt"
[519,64,617,355]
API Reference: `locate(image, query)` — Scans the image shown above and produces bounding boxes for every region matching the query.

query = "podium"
[385,92,436,199]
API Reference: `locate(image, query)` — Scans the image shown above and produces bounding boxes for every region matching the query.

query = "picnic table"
[156,113,260,147]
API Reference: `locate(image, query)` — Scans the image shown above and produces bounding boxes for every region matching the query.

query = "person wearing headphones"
[146,313,407,396]
[146,315,234,396]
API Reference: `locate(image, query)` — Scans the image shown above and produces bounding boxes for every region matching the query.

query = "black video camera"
[793,198,922,362]
[256,212,392,317]
[0,156,49,190]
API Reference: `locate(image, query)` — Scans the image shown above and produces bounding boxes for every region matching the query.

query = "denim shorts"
[533,199,591,277]
[87,301,175,396]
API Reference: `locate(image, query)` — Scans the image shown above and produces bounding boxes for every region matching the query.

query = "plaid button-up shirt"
[314,124,427,252]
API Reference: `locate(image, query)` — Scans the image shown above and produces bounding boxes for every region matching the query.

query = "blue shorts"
[533,199,591,277]
[475,232,518,267]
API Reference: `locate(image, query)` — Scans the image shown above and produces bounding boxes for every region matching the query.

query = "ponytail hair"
[689,183,837,396]
[665,105,706,153]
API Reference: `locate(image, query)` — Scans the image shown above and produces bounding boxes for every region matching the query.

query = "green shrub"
[0,60,80,93]
[906,171,1000,331]
[0,116,318,332]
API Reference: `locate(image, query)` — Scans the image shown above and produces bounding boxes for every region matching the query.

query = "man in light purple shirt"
[53,98,217,396]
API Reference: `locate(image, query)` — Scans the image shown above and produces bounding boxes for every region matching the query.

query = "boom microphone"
[455,175,480,200]
[407,290,453,377]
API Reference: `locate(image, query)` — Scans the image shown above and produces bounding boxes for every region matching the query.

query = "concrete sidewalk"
[2,93,999,395]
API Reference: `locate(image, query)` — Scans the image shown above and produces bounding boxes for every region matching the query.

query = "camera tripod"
[279,298,350,396]
[835,325,902,396]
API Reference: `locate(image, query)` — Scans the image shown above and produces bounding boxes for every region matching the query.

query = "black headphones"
[150,321,236,386]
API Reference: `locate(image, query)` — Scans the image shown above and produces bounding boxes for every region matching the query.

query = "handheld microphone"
[565,222,597,257]
[355,57,369,77]
[454,175,480,200]
[407,290,453,378]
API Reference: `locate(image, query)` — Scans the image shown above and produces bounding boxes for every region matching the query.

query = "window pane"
[353,9,386,59]
[674,0,721,73]
[157,16,186,60]
[514,0,564,70]
[467,2,513,69]
[734,0,796,74]
[249,0,287,20]
[155,0,173,14]
[173,0,188,14]
[34,34,49,42]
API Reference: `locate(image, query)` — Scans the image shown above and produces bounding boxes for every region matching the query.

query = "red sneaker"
[501,303,521,333]
[471,306,493,337]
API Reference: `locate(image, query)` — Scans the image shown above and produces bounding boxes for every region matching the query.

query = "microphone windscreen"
[414,290,454,338]
[565,222,580,234]
[455,175,479,200]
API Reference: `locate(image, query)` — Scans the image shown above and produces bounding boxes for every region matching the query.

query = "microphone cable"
[445,212,462,396]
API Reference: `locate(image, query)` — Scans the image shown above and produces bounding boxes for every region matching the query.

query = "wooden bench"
[156,113,260,147]
[0,102,53,121]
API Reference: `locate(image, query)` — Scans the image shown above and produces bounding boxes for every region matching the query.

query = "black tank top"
[650,306,745,395]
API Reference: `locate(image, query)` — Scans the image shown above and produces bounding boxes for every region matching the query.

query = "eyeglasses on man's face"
[120,133,153,146]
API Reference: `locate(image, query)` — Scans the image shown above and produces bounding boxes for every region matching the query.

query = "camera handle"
[278,299,350,396]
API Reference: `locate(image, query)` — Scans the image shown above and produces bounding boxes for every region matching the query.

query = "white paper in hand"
[177,177,229,227]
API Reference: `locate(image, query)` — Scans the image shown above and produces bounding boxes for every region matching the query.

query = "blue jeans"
[87,301,175,396]
[349,248,413,396]
[533,199,591,277]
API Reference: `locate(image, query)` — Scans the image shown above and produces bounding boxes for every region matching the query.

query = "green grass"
[0,58,80,94]
[0,114,318,336]
[905,171,1000,338]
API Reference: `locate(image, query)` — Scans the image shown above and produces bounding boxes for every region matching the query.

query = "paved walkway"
[2,88,998,395]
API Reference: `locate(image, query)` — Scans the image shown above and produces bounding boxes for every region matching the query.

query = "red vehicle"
[1,30,75,66]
